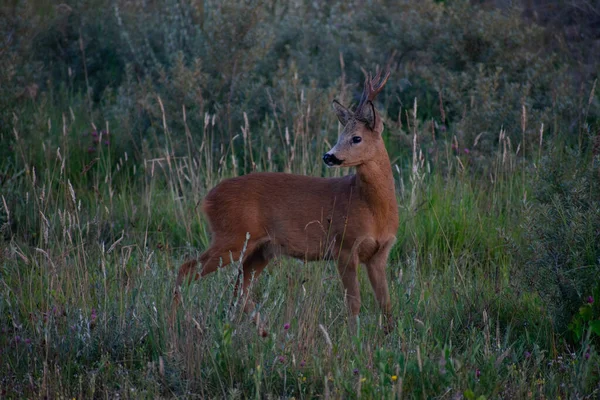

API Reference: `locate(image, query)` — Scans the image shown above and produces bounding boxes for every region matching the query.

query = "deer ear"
[332,100,353,126]
[361,101,377,131]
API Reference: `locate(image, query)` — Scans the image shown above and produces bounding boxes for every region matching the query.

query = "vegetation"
[1,0,599,398]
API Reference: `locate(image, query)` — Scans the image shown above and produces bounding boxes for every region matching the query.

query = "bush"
[3,0,598,175]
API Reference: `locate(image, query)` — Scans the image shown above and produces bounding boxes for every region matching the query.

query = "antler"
[355,67,391,115]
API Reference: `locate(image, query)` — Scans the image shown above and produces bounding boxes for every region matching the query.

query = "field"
[1,0,599,398]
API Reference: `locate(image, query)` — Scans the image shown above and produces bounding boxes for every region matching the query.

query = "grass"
[1,1,599,393]
[1,97,598,398]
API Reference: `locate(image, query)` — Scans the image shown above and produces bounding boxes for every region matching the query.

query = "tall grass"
[1,0,599,398]
[1,89,598,398]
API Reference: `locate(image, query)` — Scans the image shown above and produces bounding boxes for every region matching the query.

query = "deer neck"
[355,145,397,224]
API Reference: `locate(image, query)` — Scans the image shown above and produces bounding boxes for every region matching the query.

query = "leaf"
[579,305,593,321]
[589,320,600,337]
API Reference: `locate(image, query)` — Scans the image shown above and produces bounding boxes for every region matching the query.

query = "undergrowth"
[1,0,600,398]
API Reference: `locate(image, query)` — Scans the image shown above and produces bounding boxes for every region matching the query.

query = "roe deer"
[173,68,399,335]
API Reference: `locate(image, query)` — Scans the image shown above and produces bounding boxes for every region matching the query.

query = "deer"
[173,68,399,336]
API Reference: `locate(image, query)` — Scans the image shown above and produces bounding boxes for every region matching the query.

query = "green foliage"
[1,0,600,398]
[2,0,598,171]
[521,148,600,333]
[568,283,600,344]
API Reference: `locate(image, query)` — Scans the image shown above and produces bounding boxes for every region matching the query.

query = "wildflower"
[103,140,110,146]
[587,296,594,304]
[24,338,32,345]
[87,146,96,153]
[14,335,21,344]
[476,369,481,379]
[299,359,305,368]
[353,368,359,376]
[391,375,398,382]
[464,148,470,154]
[284,322,290,330]
[525,351,531,359]
[91,308,97,323]
[585,351,590,360]
[278,355,285,363]
[535,376,545,385]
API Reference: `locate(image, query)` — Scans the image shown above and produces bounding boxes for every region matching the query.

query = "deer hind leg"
[365,237,396,334]
[336,249,361,333]
[172,241,249,316]
[232,246,270,336]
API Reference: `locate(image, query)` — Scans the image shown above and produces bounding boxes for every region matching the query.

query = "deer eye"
[352,136,362,144]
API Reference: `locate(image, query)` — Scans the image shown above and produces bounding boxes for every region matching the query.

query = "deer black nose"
[323,153,342,166]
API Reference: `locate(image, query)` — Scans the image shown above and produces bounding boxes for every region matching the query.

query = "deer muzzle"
[323,152,343,167]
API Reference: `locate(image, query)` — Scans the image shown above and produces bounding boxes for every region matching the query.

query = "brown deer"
[173,68,398,335]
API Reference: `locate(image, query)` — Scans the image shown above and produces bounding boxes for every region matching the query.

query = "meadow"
[1,0,599,398]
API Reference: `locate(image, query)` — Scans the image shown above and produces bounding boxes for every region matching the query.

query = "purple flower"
[284,323,290,330]
[476,369,481,379]
[91,131,98,137]
[525,351,531,359]
[91,308,97,322]
[278,355,285,363]
[14,335,21,344]
[464,148,470,154]
[25,338,32,345]
[353,368,359,376]
[300,360,305,368]
[585,351,590,360]
[87,146,96,153]
[103,140,110,146]
[587,296,594,304]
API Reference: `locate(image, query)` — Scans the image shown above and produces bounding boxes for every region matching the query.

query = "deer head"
[323,68,390,168]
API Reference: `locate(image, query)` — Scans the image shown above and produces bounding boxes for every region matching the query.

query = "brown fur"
[173,71,399,335]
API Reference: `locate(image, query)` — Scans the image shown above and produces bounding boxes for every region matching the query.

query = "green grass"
[1,1,599,394]
[1,110,598,398]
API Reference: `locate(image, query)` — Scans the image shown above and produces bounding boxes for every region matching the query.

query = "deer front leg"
[366,236,396,334]
[336,249,361,333]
